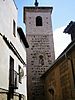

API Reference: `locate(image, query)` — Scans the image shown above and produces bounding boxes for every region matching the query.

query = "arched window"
[36,16,42,26]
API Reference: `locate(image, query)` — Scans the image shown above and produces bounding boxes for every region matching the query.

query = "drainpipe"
[68,58,75,88]
[65,54,75,88]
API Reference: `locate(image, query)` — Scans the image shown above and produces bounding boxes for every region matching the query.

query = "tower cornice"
[23,6,53,24]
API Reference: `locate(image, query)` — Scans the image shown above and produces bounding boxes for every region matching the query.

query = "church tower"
[23,1,55,100]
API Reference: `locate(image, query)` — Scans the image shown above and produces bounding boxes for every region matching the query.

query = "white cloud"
[53,26,71,59]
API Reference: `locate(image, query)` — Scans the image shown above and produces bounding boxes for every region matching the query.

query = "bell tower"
[23,1,55,100]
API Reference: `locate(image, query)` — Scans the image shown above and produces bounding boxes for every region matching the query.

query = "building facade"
[0,0,29,100]
[23,3,55,100]
[41,22,75,100]
[42,40,75,100]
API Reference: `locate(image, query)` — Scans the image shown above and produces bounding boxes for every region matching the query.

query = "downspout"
[65,53,75,88]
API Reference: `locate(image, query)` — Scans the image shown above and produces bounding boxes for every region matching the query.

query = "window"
[9,56,14,86]
[36,16,42,26]
[9,56,18,89]
[19,94,22,100]
[13,20,16,37]
[39,55,44,65]
[8,56,14,100]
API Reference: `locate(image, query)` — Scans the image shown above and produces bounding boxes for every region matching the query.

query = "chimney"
[63,21,75,41]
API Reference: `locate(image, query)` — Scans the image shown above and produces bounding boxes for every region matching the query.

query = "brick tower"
[23,1,55,100]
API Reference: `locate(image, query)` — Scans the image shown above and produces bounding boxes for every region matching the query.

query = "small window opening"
[9,56,14,86]
[13,20,16,37]
[36,16,42,26]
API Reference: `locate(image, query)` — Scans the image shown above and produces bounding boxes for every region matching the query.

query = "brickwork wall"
[25,7,55,100]
[43,47,75,100]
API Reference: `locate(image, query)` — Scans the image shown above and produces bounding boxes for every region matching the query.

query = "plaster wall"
[0,0,26,95]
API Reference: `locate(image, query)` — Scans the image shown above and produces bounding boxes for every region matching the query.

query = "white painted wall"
[0,0,26,95]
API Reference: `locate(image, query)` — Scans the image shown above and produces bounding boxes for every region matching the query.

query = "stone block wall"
[43,46,75,100]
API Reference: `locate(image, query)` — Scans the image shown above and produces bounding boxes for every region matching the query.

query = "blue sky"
[15,0,75,58]
[15,0,75,30]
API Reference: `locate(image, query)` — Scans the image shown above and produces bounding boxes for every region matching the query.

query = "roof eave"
[41,40,75,78]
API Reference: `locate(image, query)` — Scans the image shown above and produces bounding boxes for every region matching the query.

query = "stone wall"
[43,46,75,100]
[25,7,55,100]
